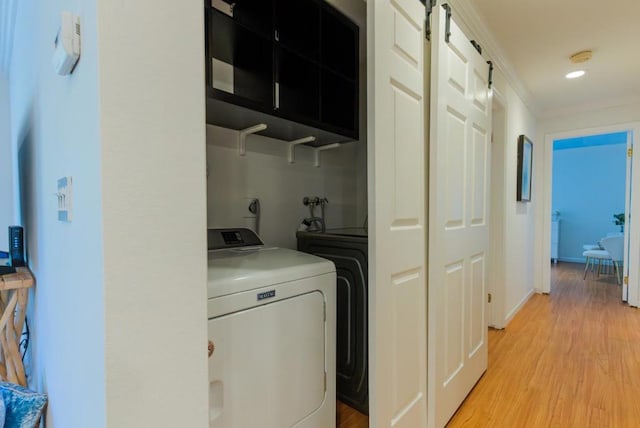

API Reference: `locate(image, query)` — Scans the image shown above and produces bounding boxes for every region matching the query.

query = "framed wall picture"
[517,135,533,202]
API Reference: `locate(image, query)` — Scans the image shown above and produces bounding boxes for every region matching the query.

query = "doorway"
[550,131,628,297]
[540,123,640,307]
[551,132,628,283]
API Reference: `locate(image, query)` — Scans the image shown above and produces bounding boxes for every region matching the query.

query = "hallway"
[448,262,640,426]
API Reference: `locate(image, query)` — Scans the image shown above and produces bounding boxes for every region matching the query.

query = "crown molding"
[537,95,640,121]
[444,0,539,116]
[0,0,18,74]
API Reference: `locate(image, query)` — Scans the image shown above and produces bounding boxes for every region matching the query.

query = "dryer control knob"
[208,340,215,358]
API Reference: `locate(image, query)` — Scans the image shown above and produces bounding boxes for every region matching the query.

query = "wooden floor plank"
[337,401,368,428]
[448,262,640,427]
[339,262,640,427]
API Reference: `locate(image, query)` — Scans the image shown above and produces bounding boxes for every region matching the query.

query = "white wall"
[9,0,105,426]
[9,0,208,427]
[553,142,626,262]
[492,70,538,325]
[207,126,359,248]
[97,0,208,427]
[0,73,12,237]
[488,93,506,328]
[539,103,640,134]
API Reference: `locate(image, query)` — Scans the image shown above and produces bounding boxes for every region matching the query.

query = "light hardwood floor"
[448,261,640,427]
[338,262,640,427]
[337,401,368,428]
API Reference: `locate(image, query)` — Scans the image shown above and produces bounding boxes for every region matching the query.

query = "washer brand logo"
[257,290,276,301]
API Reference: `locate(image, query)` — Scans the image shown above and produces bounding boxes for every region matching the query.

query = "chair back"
[600,235,624,262]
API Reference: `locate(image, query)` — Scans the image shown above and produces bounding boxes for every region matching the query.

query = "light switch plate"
[57,176,72,222]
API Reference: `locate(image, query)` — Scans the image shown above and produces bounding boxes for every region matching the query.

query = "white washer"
[207,228,336,428]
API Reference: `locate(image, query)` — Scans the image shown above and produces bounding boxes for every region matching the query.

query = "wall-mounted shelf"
[205,0,359,145]
[314,143,340,167]
[206,93,354,146]
[238,123,267,155]
[288,136,316,163]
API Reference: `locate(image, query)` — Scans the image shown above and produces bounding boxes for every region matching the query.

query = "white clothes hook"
[238,123,267,156]
[287,136,316,164]
[314,143,340,167]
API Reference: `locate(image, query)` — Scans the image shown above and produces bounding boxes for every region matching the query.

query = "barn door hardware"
[443,3,452,43]
[425,0,437,40]
[471,40,482,54]
[487,61,494,89]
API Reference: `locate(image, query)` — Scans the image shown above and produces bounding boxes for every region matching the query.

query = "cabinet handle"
[208,340,215,358]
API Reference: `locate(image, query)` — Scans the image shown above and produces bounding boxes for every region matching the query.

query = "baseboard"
[504,288,535,326]
[557,257,584,264]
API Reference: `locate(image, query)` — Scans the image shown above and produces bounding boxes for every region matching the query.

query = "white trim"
[538,95,640,120]
[446,0,538,115]
[557,257,585,264]
[0,0,18,74]
[541,122,640,308]
[504,288,535,326]
[488,88,507,330]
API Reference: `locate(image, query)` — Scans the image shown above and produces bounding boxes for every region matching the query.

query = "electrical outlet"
[57,176,73,222]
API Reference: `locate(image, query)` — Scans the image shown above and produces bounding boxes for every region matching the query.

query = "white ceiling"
[466,0,640,116]
[3,0,638,117]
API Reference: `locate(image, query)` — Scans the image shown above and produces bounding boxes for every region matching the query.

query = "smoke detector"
[569,50,593,64]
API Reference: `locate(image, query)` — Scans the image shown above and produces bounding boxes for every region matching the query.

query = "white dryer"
[207,228,336,428]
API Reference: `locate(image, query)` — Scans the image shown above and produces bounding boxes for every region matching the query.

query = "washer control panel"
[207,228,263,251]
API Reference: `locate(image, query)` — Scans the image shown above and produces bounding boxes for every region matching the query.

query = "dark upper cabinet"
[322,6,357,80]
[205,0,359,143]
[209,10,273,108]
[275,0,320,60]
[276,47,321,121]
[213,0,272,38]
[321,70,356,131]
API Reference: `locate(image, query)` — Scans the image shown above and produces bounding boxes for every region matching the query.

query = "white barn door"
[428,3,492,427]
[367,0,427,426]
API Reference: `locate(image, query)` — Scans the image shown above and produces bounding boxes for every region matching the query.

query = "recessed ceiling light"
[566,70,586,79]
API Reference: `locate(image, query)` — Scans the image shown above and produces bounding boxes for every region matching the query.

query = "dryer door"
[208,290,327,428]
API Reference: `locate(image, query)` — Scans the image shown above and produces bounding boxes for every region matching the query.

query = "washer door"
[209,291,326,428]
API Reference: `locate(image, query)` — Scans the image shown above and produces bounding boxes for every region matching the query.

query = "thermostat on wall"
[52,12,81,75]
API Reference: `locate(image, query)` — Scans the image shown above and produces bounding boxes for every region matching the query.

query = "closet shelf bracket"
[314,143,341,168]
[238,123,267,156]
[287,136,316,164]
